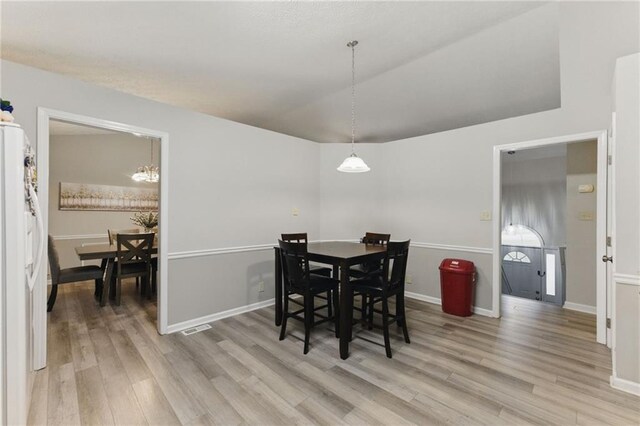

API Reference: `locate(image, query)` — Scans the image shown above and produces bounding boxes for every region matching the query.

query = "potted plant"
[131,211,159,233]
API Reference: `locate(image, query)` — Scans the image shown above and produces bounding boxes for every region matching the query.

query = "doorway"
[492,131,609,345]
[34,109,169,370]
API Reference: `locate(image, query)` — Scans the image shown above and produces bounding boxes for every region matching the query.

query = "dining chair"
[107,228,140,245]
[350,232,391,323]
[281,233,334,317]
[350,240,411,358]
[114,233,154,306]
[278,239,340,354]
[47,235,105,312]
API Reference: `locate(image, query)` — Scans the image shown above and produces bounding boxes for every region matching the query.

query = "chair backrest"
[48,235,61,284]
[362,232,391,246]
[108,228,140,245]
[116,233,154,267]
[382,240,411,290]
[278,239,311,292]
[360,232,391,273]
[281,233,309,243]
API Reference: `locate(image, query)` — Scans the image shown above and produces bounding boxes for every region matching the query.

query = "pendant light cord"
[349,41,357,154]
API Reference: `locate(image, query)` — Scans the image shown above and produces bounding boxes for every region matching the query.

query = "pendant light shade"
[338,40,370,173]
[132,139,159,183]
[337,153,370,173]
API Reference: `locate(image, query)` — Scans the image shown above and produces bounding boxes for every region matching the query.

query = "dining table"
[274,241,387,360]
[75,243,158,306]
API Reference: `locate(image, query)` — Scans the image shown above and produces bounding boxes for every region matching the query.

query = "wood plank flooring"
[29,283,640,425]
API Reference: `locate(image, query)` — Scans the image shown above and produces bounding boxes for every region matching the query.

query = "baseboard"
[563,301,596,315]
[404,291,493,317]
[610,375,640,396]
[166,298,275,334]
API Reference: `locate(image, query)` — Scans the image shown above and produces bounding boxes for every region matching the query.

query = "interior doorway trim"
[492,130,608,344]
[35,108,170,369]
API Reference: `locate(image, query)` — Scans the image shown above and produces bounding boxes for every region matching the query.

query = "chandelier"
[337,40,370,173]
[132,139,159,183]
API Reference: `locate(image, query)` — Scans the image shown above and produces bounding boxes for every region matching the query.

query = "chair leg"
[303,294,312,354]
[368,295,374,330]
[146,274,152,300]
[333,287,340,338]
[95,278,103,301]
[47,284,58,312]
[136,277,140,288]
[152,267,157,294]
[399,294,410,344]
[382,297,392,358]
[327,290,333,318]
[115,277,122,306]
[361,294,367,324]
[279,294,289,341]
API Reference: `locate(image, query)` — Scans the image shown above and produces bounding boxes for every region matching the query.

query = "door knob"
[602,255,613,263]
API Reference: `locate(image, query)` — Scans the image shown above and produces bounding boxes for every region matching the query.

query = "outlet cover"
[292,207,299,216]
[480,211,492,221]
[406,276,413,285]
[258,281,265,292]
[578,211,594,221]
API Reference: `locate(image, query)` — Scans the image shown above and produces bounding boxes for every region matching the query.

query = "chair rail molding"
[613,273,640,286]
[168,239,492,261]
[52,233,107,240]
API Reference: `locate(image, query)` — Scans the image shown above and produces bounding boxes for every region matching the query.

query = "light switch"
[292,207,299,216]
[578,184,595,193]
[480,211,492,221]
[578,211,594,221]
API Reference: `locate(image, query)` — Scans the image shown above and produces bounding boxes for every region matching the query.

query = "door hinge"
[607,236,612,247]
[606,318,611,329]
[608,155,613,165]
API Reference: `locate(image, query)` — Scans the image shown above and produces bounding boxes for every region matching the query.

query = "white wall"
[565,141,597,308]
[2,60,321,327]
[318,2,639,313]
[612,53,640,390]
[502,152,567,247]
[49,133,160,268]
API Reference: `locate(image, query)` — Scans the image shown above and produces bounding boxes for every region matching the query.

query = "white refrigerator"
[0,122,45,425]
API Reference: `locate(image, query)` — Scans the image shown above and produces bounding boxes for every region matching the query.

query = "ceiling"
[1,1,560,143]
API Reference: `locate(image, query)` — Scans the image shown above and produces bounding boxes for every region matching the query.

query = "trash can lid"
[439,258,475,274]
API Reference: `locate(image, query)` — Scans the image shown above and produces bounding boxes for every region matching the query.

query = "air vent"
[181,324,212,336]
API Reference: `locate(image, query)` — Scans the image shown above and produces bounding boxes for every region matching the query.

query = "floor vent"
[181,324,212,336]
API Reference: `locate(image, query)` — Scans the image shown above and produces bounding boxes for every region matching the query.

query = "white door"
[604,114,616,347]
[596,130,610,345]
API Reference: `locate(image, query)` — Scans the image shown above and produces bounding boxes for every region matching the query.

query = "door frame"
[492,130,608,344]
[34,108,170,369]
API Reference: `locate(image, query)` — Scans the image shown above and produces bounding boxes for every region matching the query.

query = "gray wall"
[318,2,639,313]
[49,133,160,268]
[2,2,638,329]
[2,60,320,327]
[502,151,567,247]
[565,141,597,308]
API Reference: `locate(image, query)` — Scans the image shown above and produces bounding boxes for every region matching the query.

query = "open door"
[596,128,610,345]
[603,114,616,348]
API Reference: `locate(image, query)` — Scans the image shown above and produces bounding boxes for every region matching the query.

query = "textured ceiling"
[1,1,560,143]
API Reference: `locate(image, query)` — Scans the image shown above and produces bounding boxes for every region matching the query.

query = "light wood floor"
[28,282,640,425]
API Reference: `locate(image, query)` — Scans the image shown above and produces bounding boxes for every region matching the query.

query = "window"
[503,251,531,263]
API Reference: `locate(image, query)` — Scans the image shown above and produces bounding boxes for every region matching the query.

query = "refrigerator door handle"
[26,182,44,291]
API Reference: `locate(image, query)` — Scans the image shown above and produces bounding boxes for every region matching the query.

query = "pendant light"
[337,40,370,173]
[506,150,516,235]
[132,139,159,183]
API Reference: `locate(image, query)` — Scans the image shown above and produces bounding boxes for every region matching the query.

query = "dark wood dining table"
[274,241,387,359]
[75,243,158,306]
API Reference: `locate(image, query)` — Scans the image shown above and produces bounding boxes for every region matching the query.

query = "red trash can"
[439,259,476,317]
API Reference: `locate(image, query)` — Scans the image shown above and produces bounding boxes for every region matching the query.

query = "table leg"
[95,259,108,298]
[274,247,283,326]
[101,259,114,307]
[339,259,352,360]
